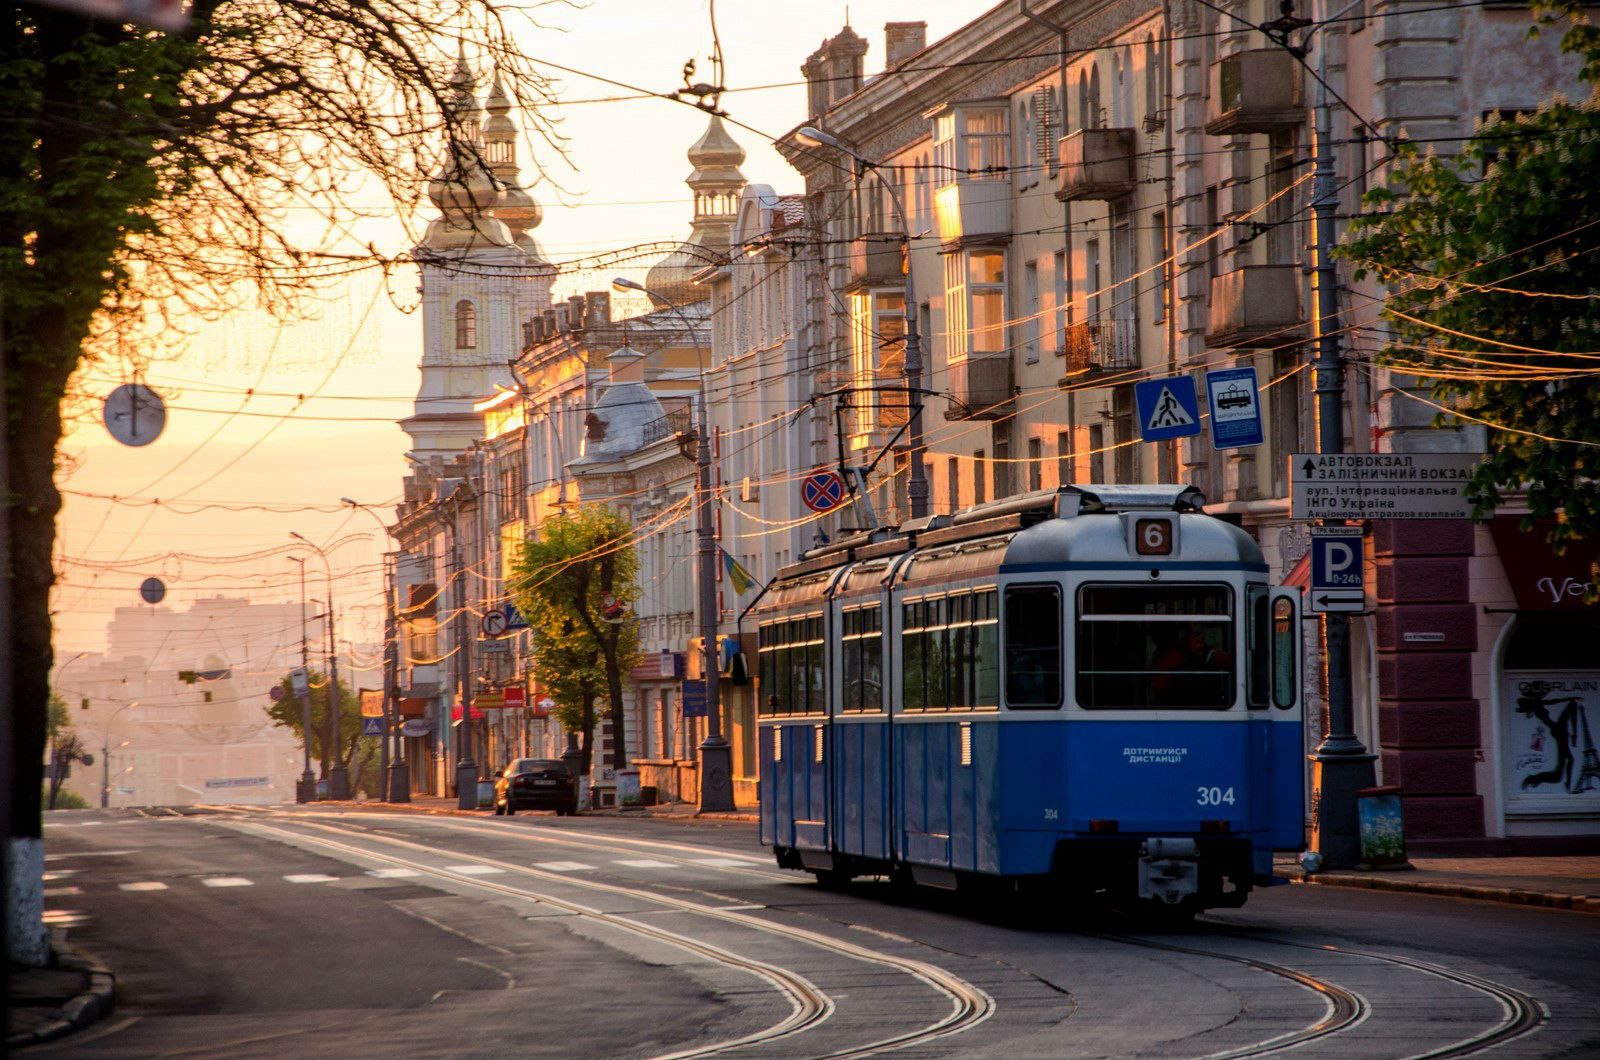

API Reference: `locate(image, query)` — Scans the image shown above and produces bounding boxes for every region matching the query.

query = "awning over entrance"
[1488,517,1598,611]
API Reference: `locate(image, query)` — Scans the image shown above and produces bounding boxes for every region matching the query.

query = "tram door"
[829,595,893,864]
[1266,587,1306,851]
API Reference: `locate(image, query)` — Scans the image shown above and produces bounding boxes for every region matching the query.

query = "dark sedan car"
[494,758,577,816]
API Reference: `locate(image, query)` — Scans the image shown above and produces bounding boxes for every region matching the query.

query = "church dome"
[686,115,746,183]
[644,241,716,308]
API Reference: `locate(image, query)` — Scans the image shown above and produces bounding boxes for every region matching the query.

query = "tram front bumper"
[1138,838,1200,905]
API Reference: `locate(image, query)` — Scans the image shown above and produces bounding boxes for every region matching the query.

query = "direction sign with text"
[1291,453,1481,520]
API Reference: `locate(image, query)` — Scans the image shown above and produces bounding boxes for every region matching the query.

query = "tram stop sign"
[800,469,846,513]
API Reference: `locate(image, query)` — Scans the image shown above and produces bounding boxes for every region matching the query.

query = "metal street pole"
[795,127,928,519]
[449,488,478,808]
[289,556,315,802]
[293,532,348,800]
[1306,26,1375,868]
[343,498,408,802]
[611,278,736,812]
[100,702,135,809]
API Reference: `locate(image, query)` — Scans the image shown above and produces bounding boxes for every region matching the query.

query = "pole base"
[328,765,350,802]
[456,761,479,810]
[697,739,737,814]
[1311,751,1378,870]
[387,762,411,803]
[295,773,316,804]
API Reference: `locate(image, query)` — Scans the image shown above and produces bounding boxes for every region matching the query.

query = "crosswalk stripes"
[535,861,595,872]
[613,859,677,869]
[367,868,421,878]
[119,881,168,892]
[200,877,253,888]
[284,874,340,884]
[689,857,757,868]
[445,864,505,875]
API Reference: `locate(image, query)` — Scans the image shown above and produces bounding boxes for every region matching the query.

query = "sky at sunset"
[54,0,994,656]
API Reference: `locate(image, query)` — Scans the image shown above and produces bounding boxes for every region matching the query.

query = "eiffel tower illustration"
[1574,701,1600,795]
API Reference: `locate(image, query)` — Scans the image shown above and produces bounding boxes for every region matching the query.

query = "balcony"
[944,355,1013,419]
[1063,318,1139,376]
[1205,49,1304,136]
[933,180,1011,247]
[1055,129,1138,202]
[848,232,904,290]
[1205,265,1306,348]
[641,404,693,446]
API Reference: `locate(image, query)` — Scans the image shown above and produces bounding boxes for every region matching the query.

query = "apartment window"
[1057,431,1072,487]
[932,105,1009,180]
[974,449,988,504]
[1144,36,1161,126]
[1089,424,1106,482]
[1085,238,1103,319]
[943,250,1007,364]
[1053,251,1069,349]
[454,299,477,349]
[995,433,1014,498]
[1266,133,1301,265]
[947,457,961,513]
[1151,208,1170,324]
[1024,261,1040,364]
[1027,438,1043,491]
[850,290,908,435]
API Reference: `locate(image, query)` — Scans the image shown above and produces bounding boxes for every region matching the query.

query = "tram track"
[219,813,995,1058]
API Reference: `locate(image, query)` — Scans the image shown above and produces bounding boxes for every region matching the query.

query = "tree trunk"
[578,687,595,777]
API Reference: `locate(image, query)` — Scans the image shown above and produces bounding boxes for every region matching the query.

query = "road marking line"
[44,886,83,897]
[446,864,505,875]
[614,859,676,869]
[367,868,421,878]
[46,850,135,860]
[201,877,254,888]
[42,869,79,880]
[119,882,168,892]
[536,861,594,872]
[284,874,339,884]
[690,857,755,867]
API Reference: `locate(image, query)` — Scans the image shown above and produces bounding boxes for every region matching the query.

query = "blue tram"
[754,484,1305,913]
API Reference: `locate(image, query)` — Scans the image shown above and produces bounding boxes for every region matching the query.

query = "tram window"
[975,591,1000,707]
[1004,585,1063,708]
[903,601,926,710]
[1271,597,1297,709]
[1246,586,1271,709]
[806,616,825,714]
[927,597,949,710]
[1077,584,1234,709]
[758,615,826,716]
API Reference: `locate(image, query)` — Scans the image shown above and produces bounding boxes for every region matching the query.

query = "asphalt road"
[28,805,1600,1059]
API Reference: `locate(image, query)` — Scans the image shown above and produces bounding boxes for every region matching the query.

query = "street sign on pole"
[480,609,508,638]
[1133,374,1202,442]
[1291,453,1482,520]
[1309,526,1366,613]
[1204,366,1264,450]
[289,667,310,700]
[800,470,846,513]
[361,716,384,736]
[503,603,529,631]
[139,577,166,604]
[681,679,707,718]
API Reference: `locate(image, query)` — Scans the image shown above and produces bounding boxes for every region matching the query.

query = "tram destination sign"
[1291,453,1483,520]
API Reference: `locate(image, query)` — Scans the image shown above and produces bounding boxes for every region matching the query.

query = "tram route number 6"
[1135,517,1173,556]
[1197,786,1236,806]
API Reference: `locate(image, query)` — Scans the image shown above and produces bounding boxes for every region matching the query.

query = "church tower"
[644,114,747,309]
[402,56,554,459]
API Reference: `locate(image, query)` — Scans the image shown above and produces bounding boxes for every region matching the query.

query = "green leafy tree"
[45,693,89,810]
[1342,3,1600,570]
[1,1,562,954]
[531,612,604,776]
[267,670,381,798]
[510,506,642,773]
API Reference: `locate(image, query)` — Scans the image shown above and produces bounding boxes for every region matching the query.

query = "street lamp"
[611,276,736,814]
[343,497,409,804]
[287,556,317,802]
[291,531,349,800]
[793,126,929,521]
[101,702,137,809]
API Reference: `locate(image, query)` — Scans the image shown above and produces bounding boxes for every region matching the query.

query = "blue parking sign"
[1205,366,1265,449]
[1133,374,1202,442]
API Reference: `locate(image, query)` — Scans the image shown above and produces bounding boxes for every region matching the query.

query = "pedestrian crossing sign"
[1133,374,1202,442]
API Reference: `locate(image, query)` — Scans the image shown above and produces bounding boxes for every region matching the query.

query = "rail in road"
[196,810,1548,1056]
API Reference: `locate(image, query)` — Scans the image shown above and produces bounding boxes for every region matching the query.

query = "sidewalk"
[7,942,116,1050]
[326,794,759,824]
[1278,854,1600,914]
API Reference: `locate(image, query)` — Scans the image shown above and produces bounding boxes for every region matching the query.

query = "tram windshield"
[1076,584,1235,709]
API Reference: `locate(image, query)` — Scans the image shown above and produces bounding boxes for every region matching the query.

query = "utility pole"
[290,556,314,802]
[610,278,736,813]
[293,531,348,800]
[794,127,927,520]
[451,484,478,809]
[1306,15,1375,868]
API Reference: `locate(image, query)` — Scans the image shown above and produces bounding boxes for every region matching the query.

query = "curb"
[7,947,116,1051]
[1295,872,1600,914]
[318,800,759,825]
